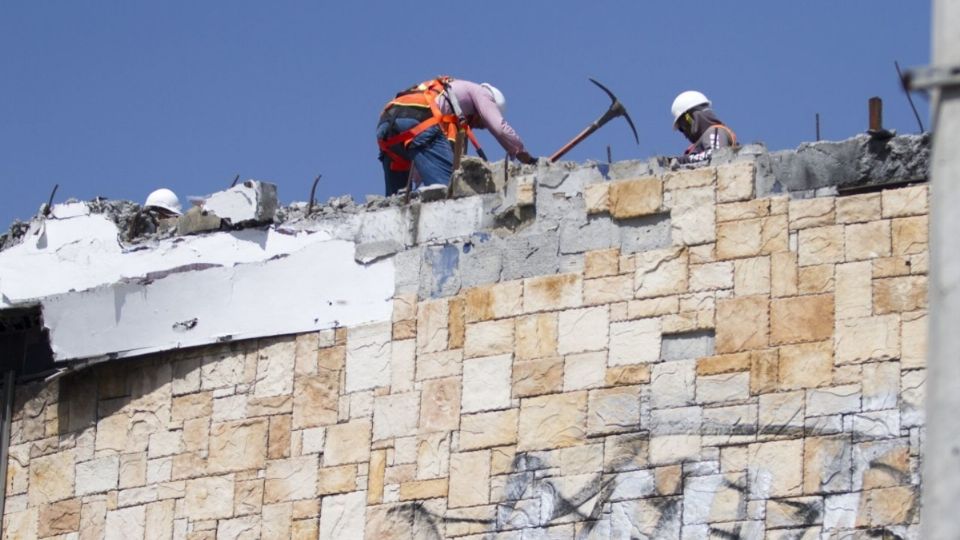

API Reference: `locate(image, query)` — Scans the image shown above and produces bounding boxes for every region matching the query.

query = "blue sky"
[0,1,931,228]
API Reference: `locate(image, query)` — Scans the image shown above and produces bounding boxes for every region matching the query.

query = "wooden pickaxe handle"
[549,79,639,162]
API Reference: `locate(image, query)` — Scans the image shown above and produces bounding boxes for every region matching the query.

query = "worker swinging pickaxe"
[549,78,639,162]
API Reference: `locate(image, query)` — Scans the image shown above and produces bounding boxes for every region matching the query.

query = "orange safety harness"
[684,124,737,155]
[378,76,486,172]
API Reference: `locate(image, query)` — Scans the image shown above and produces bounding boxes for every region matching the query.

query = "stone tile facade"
[1,167,926,539]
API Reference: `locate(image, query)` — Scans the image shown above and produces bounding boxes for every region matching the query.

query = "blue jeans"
[377,117,454,196]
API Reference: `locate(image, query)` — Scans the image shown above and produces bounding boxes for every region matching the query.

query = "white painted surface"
[0,202,394,362]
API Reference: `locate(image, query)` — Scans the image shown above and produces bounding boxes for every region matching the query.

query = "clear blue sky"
[0,1,931,228]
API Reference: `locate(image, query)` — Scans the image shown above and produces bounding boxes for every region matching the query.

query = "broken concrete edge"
[0,134,929,364]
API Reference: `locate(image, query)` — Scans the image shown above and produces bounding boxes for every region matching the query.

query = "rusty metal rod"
[307,174,322,214]
[869,97,884,132]
[895,60,926,133]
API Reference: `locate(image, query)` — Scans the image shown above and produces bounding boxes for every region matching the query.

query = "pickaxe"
[549,78,639,162]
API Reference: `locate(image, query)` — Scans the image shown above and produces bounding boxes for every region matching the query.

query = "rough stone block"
[448,450,490,508]
[558,307,609,354]
[514,313,558,360]
[881,185,927,218]
[891,216,928,256]
[798,225,844,266]
[463,282,522,323]
[459,409,518,450]
[587,386,641,435]
[373,392,420,441]
[265,456,318,503]
[618,213,673,254]
[834,261,872,319]
[861,361,900,412]
[798,264,834,294]
[417,299,449,355]
[323,420,371,466]
[770,294,834,345]
[759,390,804,438]
[583,274,634,305]
[873,275,927,314]
[836,192,881,224]
[717,162,755,202]
[852,409,901,441]
[748,439,803,498]
[293,370,339,429]
[717,199,769,222]
[415,349,462,381]
[664,167,717,190]
[517,391,587,451]
[856,486,917,527]
[627,296,679,318]
[184,475,235,520]
[608,177,663,219]
[670,186,716,245]
[805,384,861,417]
[207,419,268,474]
[778,341,833,390]
[803,435,852,494]
[771,251,799,298]
[462,354,512,413]
[844,220,891,261]
[346,322,392,392]
[609,318,661,365]
[523,273,582,313]
[317,465,357,496]
[697,352,751,376]
[418,376,461,433]
[319,490,366,540]
[901,312,926,369]
[696,372,750,404]
[789,197,835,230]
[634,246,688,298]
[649,435,701,465]
[660,330,715,360]
[650,359,696,409]
[464,319,514,358]
[75,455,120,497]
[176,207,222,236]
[688,262,734,292]
[585,248,620,278]
[715,296,769,353]
[835,314,900,364]
[605,363,651,387]
[511,356,563,398]
[563,351,607,391]
[734,256,771,296]
[583,182,609,214]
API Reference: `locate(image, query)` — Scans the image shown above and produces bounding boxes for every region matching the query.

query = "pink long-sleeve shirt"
[436,80,526,157]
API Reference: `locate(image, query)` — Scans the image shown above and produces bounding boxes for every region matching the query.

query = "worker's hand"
[516,151,537,165]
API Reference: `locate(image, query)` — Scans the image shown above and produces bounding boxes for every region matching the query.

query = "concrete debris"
[176,207,223,236]
[202,180,278,225]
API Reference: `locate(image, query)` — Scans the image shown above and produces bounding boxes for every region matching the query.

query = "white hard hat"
[480,83,506,114]
[144,188,182,215]
[671,90,711,125]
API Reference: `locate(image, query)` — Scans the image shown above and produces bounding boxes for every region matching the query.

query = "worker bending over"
[377,76,535,196]
[671,90,737,164]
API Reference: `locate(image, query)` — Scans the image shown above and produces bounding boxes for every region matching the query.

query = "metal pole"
[0,369,16,534]
[924,0,960,537]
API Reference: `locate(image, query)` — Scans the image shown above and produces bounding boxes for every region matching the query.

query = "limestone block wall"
[1,163,928,539]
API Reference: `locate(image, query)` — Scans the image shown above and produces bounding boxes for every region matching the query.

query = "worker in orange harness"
[671,90,737,164]
[376,76,535,196]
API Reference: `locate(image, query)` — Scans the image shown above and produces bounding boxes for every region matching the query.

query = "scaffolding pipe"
[0,370,16,536]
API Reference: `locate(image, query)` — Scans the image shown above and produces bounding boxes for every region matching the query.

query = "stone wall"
[1,159,928,539]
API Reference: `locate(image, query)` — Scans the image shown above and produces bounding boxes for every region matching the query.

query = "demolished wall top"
[0,135,929,365]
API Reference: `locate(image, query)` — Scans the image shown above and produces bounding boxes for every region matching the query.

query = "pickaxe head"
[589,78,639,146]
[549,78,639,162]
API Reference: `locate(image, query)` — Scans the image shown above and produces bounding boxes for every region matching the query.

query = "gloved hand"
[516,151,537,165]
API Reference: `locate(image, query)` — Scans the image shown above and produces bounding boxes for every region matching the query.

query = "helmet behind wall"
[671,90,711,126]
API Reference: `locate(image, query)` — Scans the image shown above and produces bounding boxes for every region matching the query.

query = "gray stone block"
[393,246,422,295]
[660,330,716,361]
[618,214,672,254]
[460,233,503,289]
[559,214,619,255]
[500,230,560,281]
[419,243,461,299]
